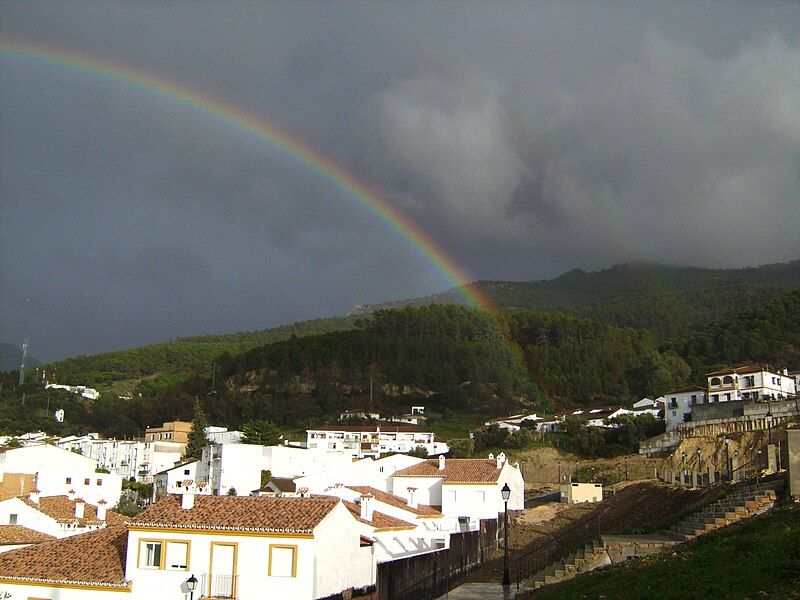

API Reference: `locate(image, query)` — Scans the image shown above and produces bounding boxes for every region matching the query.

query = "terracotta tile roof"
[128,494,340,533]
[341,501,415,530]
[347,486,441,517]
[664,385,707,395]
[393,458,503,484]
[0,473,36,502]
[706,365,765,376]
[0,525,128,587]
[269,477,297,493]
[0,526,55,545]
[21,496,125,527]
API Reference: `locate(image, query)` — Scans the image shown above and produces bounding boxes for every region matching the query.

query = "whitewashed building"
[707,366,797,403]
[0,494,375,599]
[306,424,448,459]
[663,386,707,431]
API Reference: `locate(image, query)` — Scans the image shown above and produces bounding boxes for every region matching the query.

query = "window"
[165,541,189,570]
[269,545,297,577]
[711,394,718,403]
[710,377,721,387]
[176,481,182,488]
[65,477,72,485]
[183,469,190,476]
[448,490,457,503]
[139,540,163,569]
[84,478,90,486]
[722,376,733,385]
[8,514,17,525]
[97,479,103,486]
[475,491,486,503]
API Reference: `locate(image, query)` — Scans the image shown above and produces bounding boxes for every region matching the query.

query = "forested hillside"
[355,261,800,338]
[671,289,800,378]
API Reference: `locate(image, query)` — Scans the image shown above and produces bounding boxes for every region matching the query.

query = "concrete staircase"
[515,478,784,596]
[519,539,611,591]
[662,479,783,541]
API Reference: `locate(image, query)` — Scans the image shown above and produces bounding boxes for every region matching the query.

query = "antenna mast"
[18,338,29,386]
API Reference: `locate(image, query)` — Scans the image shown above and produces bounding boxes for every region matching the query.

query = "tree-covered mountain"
[0,343,41,373]
[670,289,800,379]
[352,261,800,338]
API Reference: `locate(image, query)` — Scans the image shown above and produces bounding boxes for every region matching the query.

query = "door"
[209,542,237,598]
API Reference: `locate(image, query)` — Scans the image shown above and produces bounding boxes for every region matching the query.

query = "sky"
[1,1,799,362]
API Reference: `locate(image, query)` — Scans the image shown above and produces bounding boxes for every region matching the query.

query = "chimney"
[75,499,85,519]
[181,492,195,510]
[28,489,40,505]
[407,487,418,509]
[496,452,506,469]
[438,455,446,471]
[360,493,374,521]
[784,368,789,376]
[488,453,495,460]
[97,499,107,521]
[67,489,77,501]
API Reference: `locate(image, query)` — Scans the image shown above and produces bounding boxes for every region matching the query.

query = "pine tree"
[185,398,209,460]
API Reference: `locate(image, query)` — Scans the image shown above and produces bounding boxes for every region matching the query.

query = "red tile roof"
[21,496,125,527]
[310,425,423,433]
[341,501,415,530]
[128,494,341,533]
[347,486,441,517]
[393,458,503,484]
[706,365,765,376]
[0,526,55,545]
[0,525,128,587]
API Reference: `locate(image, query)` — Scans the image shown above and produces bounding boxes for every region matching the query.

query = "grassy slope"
[535,506,800,599]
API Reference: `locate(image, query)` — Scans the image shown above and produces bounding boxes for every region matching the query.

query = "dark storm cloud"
[1,1,799,360]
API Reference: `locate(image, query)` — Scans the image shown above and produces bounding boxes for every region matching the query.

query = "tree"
[185,398,209,460]
[241,419,282,446]
[407,446,429,458]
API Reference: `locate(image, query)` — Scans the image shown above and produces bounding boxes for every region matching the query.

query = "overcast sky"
[2,1,799,361]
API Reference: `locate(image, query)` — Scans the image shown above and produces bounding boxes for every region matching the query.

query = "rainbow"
[0,37,498,312]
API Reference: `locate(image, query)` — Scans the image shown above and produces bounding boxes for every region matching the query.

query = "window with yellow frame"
[268,544,297,577]
[138,539,191,570]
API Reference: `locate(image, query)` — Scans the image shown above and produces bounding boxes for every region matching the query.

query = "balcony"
[199,573,237,599]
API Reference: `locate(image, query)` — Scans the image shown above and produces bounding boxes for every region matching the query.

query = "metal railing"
[513,511,601,589]
[199,573,237,599]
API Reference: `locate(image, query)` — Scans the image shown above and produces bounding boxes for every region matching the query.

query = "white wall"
[36,470,122,507]
[313,502,374,597]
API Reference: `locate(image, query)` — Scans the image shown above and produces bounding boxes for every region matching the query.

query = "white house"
[45,383,100,400]
[204,426,245,445]
[306,425,448,459]
[663,386,707,431]
[707,365,797,403]
[291,454,425,495]
[0,444,122,506]
[154,460,203,498]
[0,494,375,599]
[391,454,524,531]
[0,490,124,539]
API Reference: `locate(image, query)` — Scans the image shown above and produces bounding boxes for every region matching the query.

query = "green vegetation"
[241,419,283,445]
[563,413,665,458]
[185,399,209,460]
[536,507,800,599]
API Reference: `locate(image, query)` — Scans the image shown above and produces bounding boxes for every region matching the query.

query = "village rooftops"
[341,501,416,531]
[21,495,125,527]
[0,525,129,588]
[0,525,55,545]
[309,424,423,433]
[393,458,504,484]
[127,494,342,533]
[268,477,297,493]
[346,486,442,517]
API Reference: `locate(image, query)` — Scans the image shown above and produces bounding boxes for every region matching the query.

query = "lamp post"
[681,451,687,486]
[557,461,561,484]
[765,402,774,445]
[616,462,621,482]
[724,437,731,482]
[757,449,762,484]
[734,449,739,481]
[501,483,511,587]
[186,574,198,600]
[696,448,702,486]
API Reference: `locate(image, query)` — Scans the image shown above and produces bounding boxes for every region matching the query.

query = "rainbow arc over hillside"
[0,37,498,312]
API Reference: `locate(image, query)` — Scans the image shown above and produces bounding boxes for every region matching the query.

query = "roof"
[393,459,503,484]
[663,385,707,395]
[0,525,128,588]
[706,365,764,376]
[269,477,297,493]
[21,496,125,527]
[0,473,36,502]
[0,526,55,545]
[309,425,423,433]
[341,501,415,530]
[155,459,198,476]
[347,486,441,517]
[128,494,340,533]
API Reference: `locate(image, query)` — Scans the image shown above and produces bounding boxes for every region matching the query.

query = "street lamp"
[765,402,774,445]
[681,451,687,486]
[616,462,621,482]
[501,483,511,587]
[724,437,731,482]
[757,449,762,484]
[557,461,561,484]
[186,574,198,600]
[696,448,702,486]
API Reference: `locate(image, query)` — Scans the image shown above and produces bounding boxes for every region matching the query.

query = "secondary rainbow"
[1,37,497,311]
